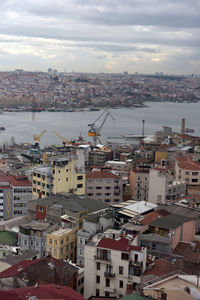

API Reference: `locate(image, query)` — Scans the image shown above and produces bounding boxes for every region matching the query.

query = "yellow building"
[155,150,167,166]
[32,156,85,199]
[46,215,78,261]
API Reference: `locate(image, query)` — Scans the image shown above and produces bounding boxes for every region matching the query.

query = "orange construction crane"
[88,110,115,147]
[54,131,72,146]
[33,130,47,142]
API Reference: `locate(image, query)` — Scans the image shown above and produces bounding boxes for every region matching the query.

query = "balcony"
[104,272,115,278]
[129,261,143,268]
[94,255,112,263]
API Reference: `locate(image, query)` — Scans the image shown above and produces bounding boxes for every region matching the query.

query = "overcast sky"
[0,0,199,74]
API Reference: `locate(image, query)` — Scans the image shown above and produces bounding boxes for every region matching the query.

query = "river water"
[0,102,199,147]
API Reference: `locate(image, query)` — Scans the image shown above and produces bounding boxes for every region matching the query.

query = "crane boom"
[54,131,72,145]
[88,110,115,147]
[33,130,47,142]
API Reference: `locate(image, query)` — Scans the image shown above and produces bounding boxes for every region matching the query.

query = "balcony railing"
[94,255,112,263]
[129,261,142,268]
[104,272,115,278]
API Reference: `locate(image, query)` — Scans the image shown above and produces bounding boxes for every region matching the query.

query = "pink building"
[86,171,123,204]
[140,214,195,258]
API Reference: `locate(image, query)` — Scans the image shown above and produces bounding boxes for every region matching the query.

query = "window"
[121,252,129,260]
[106,265,112,274]
[79,237,83,244]
[60,239,63,244]
[106,278,110,287]
[96,186,102,190]
[157,195,162,204]
[192,172,198,176]
[192,179,198,183]
[79,248,82,256]
[96,275,100,284]
[105,292,110,297]
[119,280,123,288]
[77,184,83,188]
[77,175,83,180]
[152,243,157,250]
[105,199,111,203]
[49,239,52,244]
[88,193,93,196]
[38,206,44,212]
[96,262,100,270]
[54,240,57,245]
[96,289,100,297]
[54,248,57,257]
[119,266,124,275]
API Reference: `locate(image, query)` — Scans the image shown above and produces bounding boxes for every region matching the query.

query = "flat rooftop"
[49,227,74,236]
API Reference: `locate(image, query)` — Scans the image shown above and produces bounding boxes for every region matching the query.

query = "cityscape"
[0,0,200,300]
[0,70,199,112]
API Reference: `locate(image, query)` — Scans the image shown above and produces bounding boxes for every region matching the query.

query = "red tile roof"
[144,259,180,277]
[176,155,200,171]
[173,241,200,263]
[86,171,120,179]
[0,284,85,300]
[7,175,31,187]
[0,257,68,279]
[0,175,9,182]
[97,237,142,252]
[140,210,170,226]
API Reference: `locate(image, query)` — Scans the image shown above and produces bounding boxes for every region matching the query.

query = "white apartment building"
[84,235,147,299]
[0,175,32,220]
[148,168,186,205]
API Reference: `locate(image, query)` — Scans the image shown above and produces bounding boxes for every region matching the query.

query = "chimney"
[181,118,185,136]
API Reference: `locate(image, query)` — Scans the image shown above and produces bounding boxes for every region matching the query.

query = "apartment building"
[129,169,149,201]
[84,235,147,299]
[0,175,32,220]
[148,168,186,205]
[140,214,195,258]
[175,155,200,186]
[32,155,85,199]
[77,211,114,265]
[18,220,57,257]
[46,215,78,262]
[86,171,123,204]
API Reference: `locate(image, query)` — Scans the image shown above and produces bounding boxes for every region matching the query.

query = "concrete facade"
[77,212,114,265]
[129,169,149,201]
[32,155,85,199]
[84,236,147,299]
[86,171,123,204]
[148,168,186,205]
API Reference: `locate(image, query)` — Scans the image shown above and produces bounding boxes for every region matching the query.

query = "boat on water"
[0,126,5,130]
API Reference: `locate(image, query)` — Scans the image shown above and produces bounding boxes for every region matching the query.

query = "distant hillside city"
[0,69,199,112]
